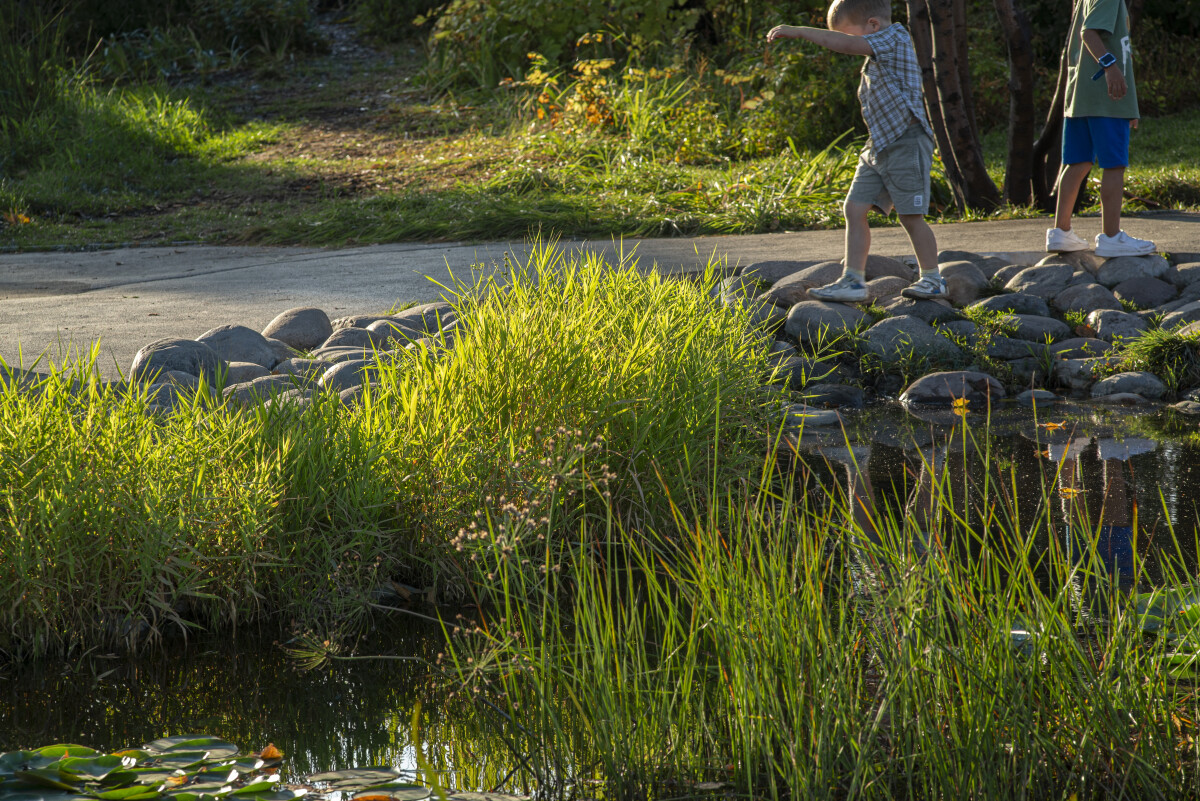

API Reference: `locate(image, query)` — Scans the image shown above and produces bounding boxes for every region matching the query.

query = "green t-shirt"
[1064,0,1139,119]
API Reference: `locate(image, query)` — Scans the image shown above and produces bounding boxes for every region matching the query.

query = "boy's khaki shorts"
[847,123,934,216]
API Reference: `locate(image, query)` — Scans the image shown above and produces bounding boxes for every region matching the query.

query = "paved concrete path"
[3,213,1198,379]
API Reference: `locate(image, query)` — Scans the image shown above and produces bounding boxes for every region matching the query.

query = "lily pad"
[447,794,529,801]
[175,782,231,797]
[230,778,279,795]
[0,792,91,801]
[0,754,59,777]
[12,770,80,791]
[192,770,237,786]
[304,769,402,790]
[350,786,430,801]
[56,756,137,781]
[95,786,164,800]
[223,762,263,776]
[32,749,97,761]
[228,792,306,801]
[144,741,237,761]
[147,755,211,772]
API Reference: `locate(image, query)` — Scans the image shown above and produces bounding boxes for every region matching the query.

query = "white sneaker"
[901,274,948,300]
[1046,227,1089,253]
[808,275,868,303]
[1095,230,1156,258]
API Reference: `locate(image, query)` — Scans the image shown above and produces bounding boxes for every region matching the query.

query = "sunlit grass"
[0,243,773,658]
[442,415,1200,799]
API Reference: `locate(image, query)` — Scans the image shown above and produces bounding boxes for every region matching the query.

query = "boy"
[767,0,945,303]
[1045,0,1155,258]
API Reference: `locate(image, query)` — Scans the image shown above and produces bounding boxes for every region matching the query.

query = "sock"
[920,267,940,279]
[843,267,866,283]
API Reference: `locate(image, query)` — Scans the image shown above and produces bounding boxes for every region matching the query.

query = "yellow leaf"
[259,744,283,760]
[1039,421,1067,431]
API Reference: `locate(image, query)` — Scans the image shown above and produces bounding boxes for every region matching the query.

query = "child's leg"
[898,214,938,276]
[1053,161,1093,232]
[843,199,872,281]
[1099,166,1126,238]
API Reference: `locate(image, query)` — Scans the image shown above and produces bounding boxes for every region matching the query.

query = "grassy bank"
[0,244,770,659]
[2,16,1199,250]
[439,420,1200,798]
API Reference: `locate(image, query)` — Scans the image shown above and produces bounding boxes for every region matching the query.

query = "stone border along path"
[736,247,1200,431]
[5,246,1200,423]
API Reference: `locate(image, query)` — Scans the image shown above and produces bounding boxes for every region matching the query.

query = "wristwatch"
[1092,52,1117,80]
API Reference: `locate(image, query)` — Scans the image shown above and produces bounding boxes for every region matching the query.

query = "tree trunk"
[951,0,979,142]
[993,0,1035,206]
[906,0,966,205]
[1031,0,1077,211]
[924,0,1001,210]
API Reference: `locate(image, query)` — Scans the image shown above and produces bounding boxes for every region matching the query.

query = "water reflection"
[0,618,532,793]
[802,403,1200,583]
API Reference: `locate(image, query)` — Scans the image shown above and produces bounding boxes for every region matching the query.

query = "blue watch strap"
[1092,52,1117,80]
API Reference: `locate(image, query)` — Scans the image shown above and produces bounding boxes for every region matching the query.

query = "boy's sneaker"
[1046,227,1089,252]
[1095,230,1156,258]
[808,275,868,303]
[901,274,948,300]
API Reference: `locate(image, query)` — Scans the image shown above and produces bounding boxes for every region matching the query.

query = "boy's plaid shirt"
[858,23,935,159]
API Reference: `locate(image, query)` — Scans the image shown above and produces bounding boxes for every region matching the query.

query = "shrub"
[353,0,440,42]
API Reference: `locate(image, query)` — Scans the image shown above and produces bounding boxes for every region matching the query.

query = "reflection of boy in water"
[1053,436,1155,590]
[820,431,967,557]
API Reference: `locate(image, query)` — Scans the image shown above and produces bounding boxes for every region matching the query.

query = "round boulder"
[867,275,909,303]
[1052,282,1121,314]
[1004,262,1074,300]
[763,261,843,306]
[1001,314,1071,343]
[318,359,374,392]
[939,261,989,306]
[861,315,963,361]
[197,325,280,368]
[969,293,1051,318]
[1091,371,1166,400]
[261,307,333,351]
[784,301,866,344]
[130,338,225,383]
[865,254,915,281]
[1113,276,1176,309]
[320,327,375,350]
[1086,309,1147,343]
[900,371,1005,407]
[1097,254,1170,288]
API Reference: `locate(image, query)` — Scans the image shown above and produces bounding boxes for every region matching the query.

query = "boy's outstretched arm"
[766,25,874,56]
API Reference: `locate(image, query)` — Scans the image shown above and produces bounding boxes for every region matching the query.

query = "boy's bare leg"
[1099,167,1126,238]
[1053,162,1093,232]
[898,213,939,276]
[843,199,872,280]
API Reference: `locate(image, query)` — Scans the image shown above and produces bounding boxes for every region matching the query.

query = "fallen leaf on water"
[1039,421,1066,431]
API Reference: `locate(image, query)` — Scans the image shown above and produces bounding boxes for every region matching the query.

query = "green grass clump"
[443,421,1200,799]
[0,243,772,659]
[1114,325,1200,394]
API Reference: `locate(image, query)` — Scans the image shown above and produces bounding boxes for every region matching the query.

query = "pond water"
[3,402,1200,789]
[793,402,1200,584]
[0,618,533,792]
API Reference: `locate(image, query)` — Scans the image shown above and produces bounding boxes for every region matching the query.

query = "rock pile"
[729,248,1200,426]
[0,301,460,414]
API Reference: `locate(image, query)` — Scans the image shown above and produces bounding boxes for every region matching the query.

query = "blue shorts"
[1062,116,1131,169]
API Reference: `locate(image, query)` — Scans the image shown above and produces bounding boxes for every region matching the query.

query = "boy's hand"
[766,25,800,43]
[1104,66,1127,101]
[1130,119,1138,130]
